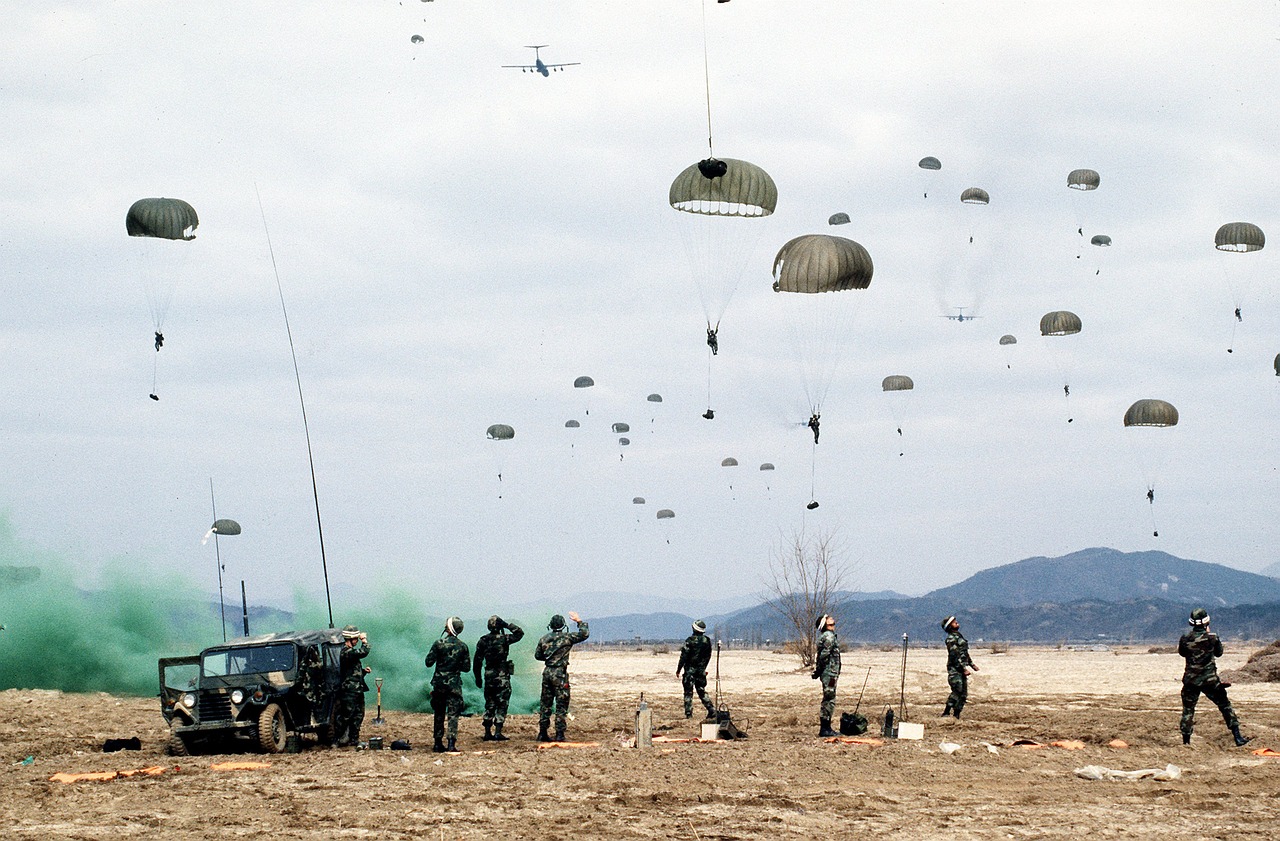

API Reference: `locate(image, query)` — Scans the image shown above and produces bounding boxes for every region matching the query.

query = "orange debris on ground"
[210,761,272,771]
[535,742,601,750]
[49,766,166,784]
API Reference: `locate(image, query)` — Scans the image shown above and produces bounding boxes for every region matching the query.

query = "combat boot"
[1182,730,1191,745]
[536,723,551,742]
[446,738,458,753]
[818,718,837,737]
[1231,726,1252,747]
[493,722,508,741]
[554,725,566,743]
[482,721,493,741]
[432,738,445,753]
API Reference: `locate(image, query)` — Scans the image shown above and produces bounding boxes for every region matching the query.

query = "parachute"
[127,197,199,399]
[1215,222,1265,352]
[564,420,580,428]
[573,376,595,388]
[1275,353,1280,377]
[612,423,631,433]
[960,187,989,205]
[647,394,663,403]
[721,457,738,467]
[881,375,914,450]
[1067,169,1100,191]
[759,463,775,471]
[211,518,242,535]
[1041,312,1082,421]
[772,234,873,294]
[411,34,424,44]
[656,509,675,519]
[917,156,941,198]
[828,212,851,226]
[918,156,942,171]
[486,424,516,497]
[881,375,914,392]
[999,334,1017,345]
[618,437,630,446]
[1124,399,1179,537]
[633,497,645,504]
[999,334,1017,368]
[1091,235,1112,247]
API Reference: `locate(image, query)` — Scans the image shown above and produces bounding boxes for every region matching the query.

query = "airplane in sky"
[941,306,981,322]
[503,45,579,77]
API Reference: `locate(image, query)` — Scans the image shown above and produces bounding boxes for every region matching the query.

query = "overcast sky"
[2,1,1277,614]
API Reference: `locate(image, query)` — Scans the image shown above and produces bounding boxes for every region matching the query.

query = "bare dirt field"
[2,644,1278,840]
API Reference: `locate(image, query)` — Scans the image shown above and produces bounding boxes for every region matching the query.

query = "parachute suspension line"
[1149,487,1160,538]
[255,184,334,630]
[700,0,715,157]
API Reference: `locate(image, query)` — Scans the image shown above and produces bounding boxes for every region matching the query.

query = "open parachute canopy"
[618,437,630,446]
[633,497,645,504]
[1124,399,1178,428]
[882,375,914,392]
[999,334,1017,346]
[721,457,739,467]
[669,158,777,217]
[612,422,630,433]
[1067,169,1100,191]
[127,198,199,240]
[1040,310,1082,336]
[828,212,851,226]
[1275,353,1280,376]
[564,419,580,428]
[656,509,675,520]
[1090,234,1112,247]
[647,393,663,403]
[1214,222,1265,253]
[759,462,775,471]
[960,187,990,205]
[573,376,595,389]
[772,235,873,293]
[486,424,515,440]
[918,156,942,171]
[211,518,241,536]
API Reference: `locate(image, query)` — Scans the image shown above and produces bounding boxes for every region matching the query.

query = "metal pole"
[241,580,250,637]
[899,632,909,721]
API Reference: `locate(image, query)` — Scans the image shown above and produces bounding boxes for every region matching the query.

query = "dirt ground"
[2,645,1278,840]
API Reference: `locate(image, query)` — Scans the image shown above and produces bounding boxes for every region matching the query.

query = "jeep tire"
[257,702,289,753]
[166,732,190,757]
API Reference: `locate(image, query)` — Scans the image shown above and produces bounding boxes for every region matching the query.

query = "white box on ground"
[701,722,720,741]
[896,722,924,740]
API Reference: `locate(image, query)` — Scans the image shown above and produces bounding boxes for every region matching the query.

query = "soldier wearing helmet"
[333,625,370,747]
[676,619,716,720]
[425,616,471,753]
[1178,608,1251,747]
[811,614,841,736]
[473,615,525,741]
[534,611,589,742]
[941,615,977,719]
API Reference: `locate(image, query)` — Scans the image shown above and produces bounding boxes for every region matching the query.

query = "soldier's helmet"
[941,615,957,631]
[341,624,361,639]
[1189,608,1210,627]
[445,616,464,636]
[548,614,566,630]
[488,615,503,633]
[691,619,707,634]
[814,614,832,631]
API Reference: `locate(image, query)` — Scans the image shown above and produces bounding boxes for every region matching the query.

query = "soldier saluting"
[333,625,370,747]
[534,611,589,742]
[473,615,524,741]
[1179,608,1251,747]
[676,619,716,720]
[425,616,471,753]
[941,615,977,719]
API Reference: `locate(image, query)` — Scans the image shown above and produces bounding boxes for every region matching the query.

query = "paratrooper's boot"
[554,724,566,743]
[1231,726,1252,747]
[432,738,445,753]
[537,723,551,742]
[818,718,837,737]
[1182,730,1191,745]
[446,737,458,753]
[482,721,493,741]
[493,722,508,741]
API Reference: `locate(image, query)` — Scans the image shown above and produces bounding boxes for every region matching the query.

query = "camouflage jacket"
[813,629,841,679]
[473,624,525,680]
[945,631,974,673]
[339,638,370,692]
[535,621,589,671]
[425,636,472,690]
[1178,627,1223,686]
[677,633,712,675]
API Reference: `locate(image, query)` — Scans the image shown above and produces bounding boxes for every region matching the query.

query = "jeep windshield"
[202,643,296,677]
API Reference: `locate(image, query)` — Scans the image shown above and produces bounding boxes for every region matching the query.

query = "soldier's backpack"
[840,712,868,736]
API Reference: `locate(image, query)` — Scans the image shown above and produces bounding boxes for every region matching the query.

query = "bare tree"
[764,526,851,669]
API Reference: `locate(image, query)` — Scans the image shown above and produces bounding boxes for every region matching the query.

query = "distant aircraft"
[502,45,579,77]
[941,306,981,322]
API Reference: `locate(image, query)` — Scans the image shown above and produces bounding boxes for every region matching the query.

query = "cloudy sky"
[2,1,1277,614]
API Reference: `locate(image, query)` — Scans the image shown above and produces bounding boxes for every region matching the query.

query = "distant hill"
[1261,560,1280,580]
[924,548,1280,608]
[586,548,1280,644]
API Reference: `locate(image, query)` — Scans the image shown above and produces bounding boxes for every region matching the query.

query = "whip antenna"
[701,0,715,157]
[210,478,227,641]
[255,184,335,629]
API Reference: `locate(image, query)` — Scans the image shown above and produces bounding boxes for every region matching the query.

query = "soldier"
[1179,608,1251,747]
[333,625,370,747]
[473,615,524,741]
[425,616,471,753]
[676,619,716,720]
[941,615,977,719]
[810,614,840,736]
[534,611,589,742]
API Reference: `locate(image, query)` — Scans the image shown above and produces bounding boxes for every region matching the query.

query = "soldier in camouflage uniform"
[534,611,589,742]
[333,625,370,747]
[941,615,977,719]
[1179,608,1251,747]
[473,615,524,741]
[425,616,471,753]
[676,619,716,720]
[810,614,840,737]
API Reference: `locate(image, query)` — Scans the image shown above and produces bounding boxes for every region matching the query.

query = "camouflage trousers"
[1180,679,1237,737]
[944,669,968,717]
[431,684,465,742]
[482,668,514,726]
[539,666,571,733]
[333,687,366,745]
[819,674,838,721]
[682,669,715,718]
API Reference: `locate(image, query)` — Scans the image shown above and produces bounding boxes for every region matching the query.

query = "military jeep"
[159,628,345,755]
